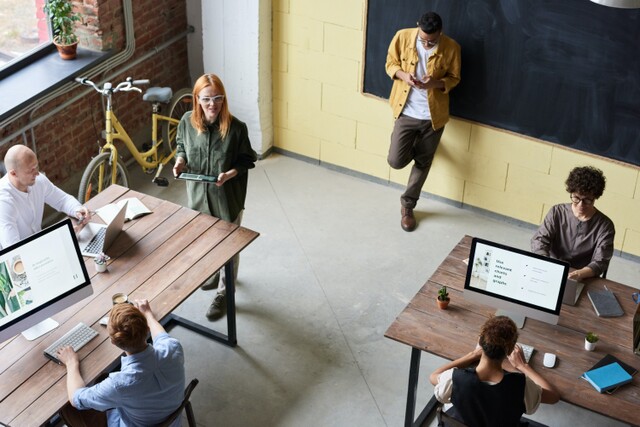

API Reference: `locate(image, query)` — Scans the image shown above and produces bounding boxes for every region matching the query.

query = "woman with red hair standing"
[174,74,257,320]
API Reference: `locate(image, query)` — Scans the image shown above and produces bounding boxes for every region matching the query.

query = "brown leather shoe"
[401,207,416,232]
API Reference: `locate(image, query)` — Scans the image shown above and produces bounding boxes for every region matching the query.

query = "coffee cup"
[112,293,129,305]
[13,260,24,275]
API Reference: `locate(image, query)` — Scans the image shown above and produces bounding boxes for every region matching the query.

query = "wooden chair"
[158,378,199,427]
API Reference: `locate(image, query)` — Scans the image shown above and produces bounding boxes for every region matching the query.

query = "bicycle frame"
[96,89,180,190]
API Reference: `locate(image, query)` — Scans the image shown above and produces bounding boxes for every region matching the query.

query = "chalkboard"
[364,0,640,166]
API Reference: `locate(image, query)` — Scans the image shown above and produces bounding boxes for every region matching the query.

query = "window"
[0,0,52,72]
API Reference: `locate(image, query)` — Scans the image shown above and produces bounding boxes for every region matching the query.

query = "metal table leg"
[162,260,237,347]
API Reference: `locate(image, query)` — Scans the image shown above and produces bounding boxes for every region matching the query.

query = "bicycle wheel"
[162,88,193,160]
[78,152,130,203]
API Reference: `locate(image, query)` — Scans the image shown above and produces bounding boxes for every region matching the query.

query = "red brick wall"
[1,0,190,187]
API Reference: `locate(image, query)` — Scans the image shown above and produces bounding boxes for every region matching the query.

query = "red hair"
[191,73,232,138]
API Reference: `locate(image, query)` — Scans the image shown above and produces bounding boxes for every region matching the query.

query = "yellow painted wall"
[272,0,640,257]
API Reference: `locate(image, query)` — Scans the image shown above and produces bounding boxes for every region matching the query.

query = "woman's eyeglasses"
[198,95,225,105]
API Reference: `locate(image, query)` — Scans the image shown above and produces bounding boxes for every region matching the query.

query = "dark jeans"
[387,115,444,209]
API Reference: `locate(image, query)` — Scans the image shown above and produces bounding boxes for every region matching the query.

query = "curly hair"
[108,303,149,353]
[478,316,518,361]
[565,166,606,199]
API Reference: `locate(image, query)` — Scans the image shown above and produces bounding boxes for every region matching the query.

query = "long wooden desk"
[385,235,639,427]
[0,185,259,426]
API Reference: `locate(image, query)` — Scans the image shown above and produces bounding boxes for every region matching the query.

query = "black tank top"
[449,367,526,427]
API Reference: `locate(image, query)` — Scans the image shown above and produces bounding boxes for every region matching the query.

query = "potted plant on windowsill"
[44,0,81,60]
[585,331,599,351]
[437,285,450,310]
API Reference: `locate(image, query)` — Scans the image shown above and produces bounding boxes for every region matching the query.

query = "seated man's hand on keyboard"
[57,345,79,367]
[507,345,527,370]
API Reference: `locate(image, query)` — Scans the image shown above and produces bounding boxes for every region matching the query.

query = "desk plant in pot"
[437,285,450,310]
[585,331,599,351]
[44,0,81,59]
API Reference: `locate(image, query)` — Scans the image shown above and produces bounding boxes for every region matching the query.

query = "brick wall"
[1,0,190,187]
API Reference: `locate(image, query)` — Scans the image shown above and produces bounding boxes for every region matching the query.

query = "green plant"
[44,0,80,45]
[586,332,599,343]
[437,285,449,302]
[94,252,110,265]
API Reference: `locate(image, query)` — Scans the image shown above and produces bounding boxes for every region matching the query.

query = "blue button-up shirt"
[73,333,185,427]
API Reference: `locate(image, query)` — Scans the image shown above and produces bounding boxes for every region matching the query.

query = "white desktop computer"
[464,237,570,328]
[0,219,92,342]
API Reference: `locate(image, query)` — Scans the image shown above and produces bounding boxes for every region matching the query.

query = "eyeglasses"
[198,95,224,105]
[570,195,595,206]
[418,33,440,47]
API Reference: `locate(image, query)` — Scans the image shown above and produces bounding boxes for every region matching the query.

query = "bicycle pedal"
[153,177,169,187]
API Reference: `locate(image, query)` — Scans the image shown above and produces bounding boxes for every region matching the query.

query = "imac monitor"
[0,219,92,342]
[464,237,569,328]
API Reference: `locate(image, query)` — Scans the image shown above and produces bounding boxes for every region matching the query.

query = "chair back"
[436,404,469,427]
[158,378,199,427]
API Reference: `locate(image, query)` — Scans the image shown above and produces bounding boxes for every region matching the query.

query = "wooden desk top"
[385,235,640,426]
[0,185,259,427]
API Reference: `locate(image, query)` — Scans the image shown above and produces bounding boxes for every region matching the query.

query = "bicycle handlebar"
[75,76,150,95]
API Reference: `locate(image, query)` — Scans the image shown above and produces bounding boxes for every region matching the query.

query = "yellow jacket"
[385,28,461,130]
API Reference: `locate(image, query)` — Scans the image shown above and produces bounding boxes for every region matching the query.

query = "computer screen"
[0,219,92,342]
[463,237,569,328]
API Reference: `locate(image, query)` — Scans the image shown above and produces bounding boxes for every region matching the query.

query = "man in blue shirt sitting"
[57,300,185,427]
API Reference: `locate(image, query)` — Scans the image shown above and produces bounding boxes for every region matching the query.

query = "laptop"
[76,201,128,257]
[562,278,585,306]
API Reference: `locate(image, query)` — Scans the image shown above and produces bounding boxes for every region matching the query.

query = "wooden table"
[385,235,639,427]
[0,185,259,427]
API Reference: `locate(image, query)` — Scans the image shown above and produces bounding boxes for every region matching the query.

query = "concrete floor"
[126,154,638,427]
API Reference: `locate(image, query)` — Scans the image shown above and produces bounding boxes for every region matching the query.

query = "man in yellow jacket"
[386,11,461,232]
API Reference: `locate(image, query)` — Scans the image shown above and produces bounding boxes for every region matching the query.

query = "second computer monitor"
[464,237,570,328]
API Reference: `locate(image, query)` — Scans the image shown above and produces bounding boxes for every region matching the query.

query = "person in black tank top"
[429,316,559,427]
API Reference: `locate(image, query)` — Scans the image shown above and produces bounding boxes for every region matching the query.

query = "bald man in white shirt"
[0,145,89,250]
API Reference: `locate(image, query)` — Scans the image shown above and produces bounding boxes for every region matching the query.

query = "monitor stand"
[21,318,59,341]
[495,310,526,329]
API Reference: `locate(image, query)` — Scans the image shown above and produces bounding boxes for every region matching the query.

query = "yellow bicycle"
[75,77,193,203]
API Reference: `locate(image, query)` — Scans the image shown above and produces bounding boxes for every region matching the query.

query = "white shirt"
[0,174,81,250]
[401,38,436,120]
[434,367,543,415]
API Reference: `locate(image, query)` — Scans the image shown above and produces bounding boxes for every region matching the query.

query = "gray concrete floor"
[127,154,638,427]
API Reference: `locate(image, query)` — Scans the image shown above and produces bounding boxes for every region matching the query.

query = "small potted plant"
[94,252,110,273]
[585,332,599,351]
[437,285,450,310]
[44,0,81,59]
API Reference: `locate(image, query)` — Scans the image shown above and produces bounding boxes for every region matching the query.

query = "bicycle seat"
[143,87,173,103]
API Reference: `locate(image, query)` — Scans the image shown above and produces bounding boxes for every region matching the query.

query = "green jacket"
[175,112,257,222]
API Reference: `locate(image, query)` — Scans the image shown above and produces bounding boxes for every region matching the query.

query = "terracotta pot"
[54,40,78,60]
[437,298,450,310]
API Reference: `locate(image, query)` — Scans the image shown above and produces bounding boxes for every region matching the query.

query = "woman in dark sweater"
[430,316,559,427]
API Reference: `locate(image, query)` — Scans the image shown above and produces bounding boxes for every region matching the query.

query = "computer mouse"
[99,316,109,326]
[543,352,557,368]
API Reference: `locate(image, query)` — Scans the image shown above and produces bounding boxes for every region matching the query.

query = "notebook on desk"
[76,201,128,257]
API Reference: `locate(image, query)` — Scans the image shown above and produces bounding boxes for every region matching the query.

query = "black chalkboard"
[364,0,640,166]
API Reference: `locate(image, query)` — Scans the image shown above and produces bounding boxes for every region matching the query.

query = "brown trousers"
[387,115,444,209]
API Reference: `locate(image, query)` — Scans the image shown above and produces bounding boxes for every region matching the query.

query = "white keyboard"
[517,342,535,364]
[44,322,99,364]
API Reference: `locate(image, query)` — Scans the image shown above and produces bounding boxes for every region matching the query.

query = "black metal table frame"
[162,261,237,347]
[405,347,439,427]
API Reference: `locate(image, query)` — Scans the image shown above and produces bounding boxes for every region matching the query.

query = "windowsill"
[0,47,112,122]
